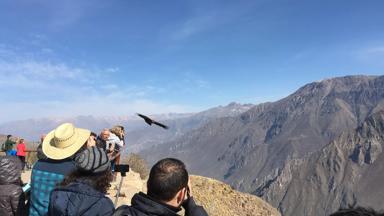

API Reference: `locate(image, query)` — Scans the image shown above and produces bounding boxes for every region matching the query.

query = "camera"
[114,164,129,176]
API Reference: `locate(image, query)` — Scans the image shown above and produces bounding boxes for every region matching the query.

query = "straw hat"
[42,123,90,160]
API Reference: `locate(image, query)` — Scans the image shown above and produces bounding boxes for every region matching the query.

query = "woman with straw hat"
[29,123,94,216]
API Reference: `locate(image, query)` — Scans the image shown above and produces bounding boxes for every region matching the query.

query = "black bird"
[136,113,169,129]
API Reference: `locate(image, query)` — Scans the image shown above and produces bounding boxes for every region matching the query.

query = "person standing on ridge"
[29,123,93,216]
[97,128,110,151]
[16,139,26,171]
[2,135,16,156]
[109,125,125,180]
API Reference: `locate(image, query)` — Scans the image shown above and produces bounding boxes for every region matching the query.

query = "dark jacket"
[29,159,76,216]
[0,156,25,216]
[96,136,107,151]
[113,192,208,216]
[48,181,115,216]
[2,139,16,151]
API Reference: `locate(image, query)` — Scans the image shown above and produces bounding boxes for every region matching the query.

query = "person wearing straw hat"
[29,123,93,216]
[48,146,114,216]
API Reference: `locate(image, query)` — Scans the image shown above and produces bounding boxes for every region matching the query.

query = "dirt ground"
[107,170,146,206]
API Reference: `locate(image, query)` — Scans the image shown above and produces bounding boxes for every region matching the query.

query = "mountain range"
[140,75,384,215]
[0,102,253,152]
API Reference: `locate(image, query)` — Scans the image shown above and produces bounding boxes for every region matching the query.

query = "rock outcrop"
[191,175,280,216]
[259,111,384,215]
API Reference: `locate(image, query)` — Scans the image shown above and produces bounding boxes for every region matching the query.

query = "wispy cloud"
[365,46,384,55]
[167,1,259,42]
[354,44,384,67]
[161,72,211,94]
[33,0,91,31]
[1,61,86,79]
[0,46,198,123]
[171,15,217,40]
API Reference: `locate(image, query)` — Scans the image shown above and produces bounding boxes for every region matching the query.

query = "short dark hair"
[147,158,189,202]
[330,206,383,216]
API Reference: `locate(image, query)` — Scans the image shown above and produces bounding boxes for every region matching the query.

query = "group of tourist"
[3,123,377,216]
[2,135,27,171]
[0,123,208,216]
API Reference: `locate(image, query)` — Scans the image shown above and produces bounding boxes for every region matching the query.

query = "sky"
[0,0,383,123]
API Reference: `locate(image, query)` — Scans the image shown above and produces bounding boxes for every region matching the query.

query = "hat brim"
[42,128,90,160]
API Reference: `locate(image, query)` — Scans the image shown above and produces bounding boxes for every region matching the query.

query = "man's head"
[147,158,189,204]
[100,129,110,141]
[330,206,383,216]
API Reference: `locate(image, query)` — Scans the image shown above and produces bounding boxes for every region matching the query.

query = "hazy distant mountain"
[0,115,147,141]
[0,103,253,152]
[258,110,384,215]
[126,102,254,152]
[140,75,384,198]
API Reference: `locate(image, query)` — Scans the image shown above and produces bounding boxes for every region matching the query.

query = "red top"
[16,143,26,156]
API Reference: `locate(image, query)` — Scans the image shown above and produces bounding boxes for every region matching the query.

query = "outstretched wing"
[136,113,169,129]
[153,121,169,129]
[137,113,153,125]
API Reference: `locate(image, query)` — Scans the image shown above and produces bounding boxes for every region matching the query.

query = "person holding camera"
[109,126,125,181]
[96,129,110,151]
[113,158,208,216]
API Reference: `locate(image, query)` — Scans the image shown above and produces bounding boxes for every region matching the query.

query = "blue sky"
[0,0,383,123]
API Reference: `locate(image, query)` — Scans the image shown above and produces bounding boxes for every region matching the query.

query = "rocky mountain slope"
[140,75,384,196]
[191,175,280,216]
[259,110,384,216]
